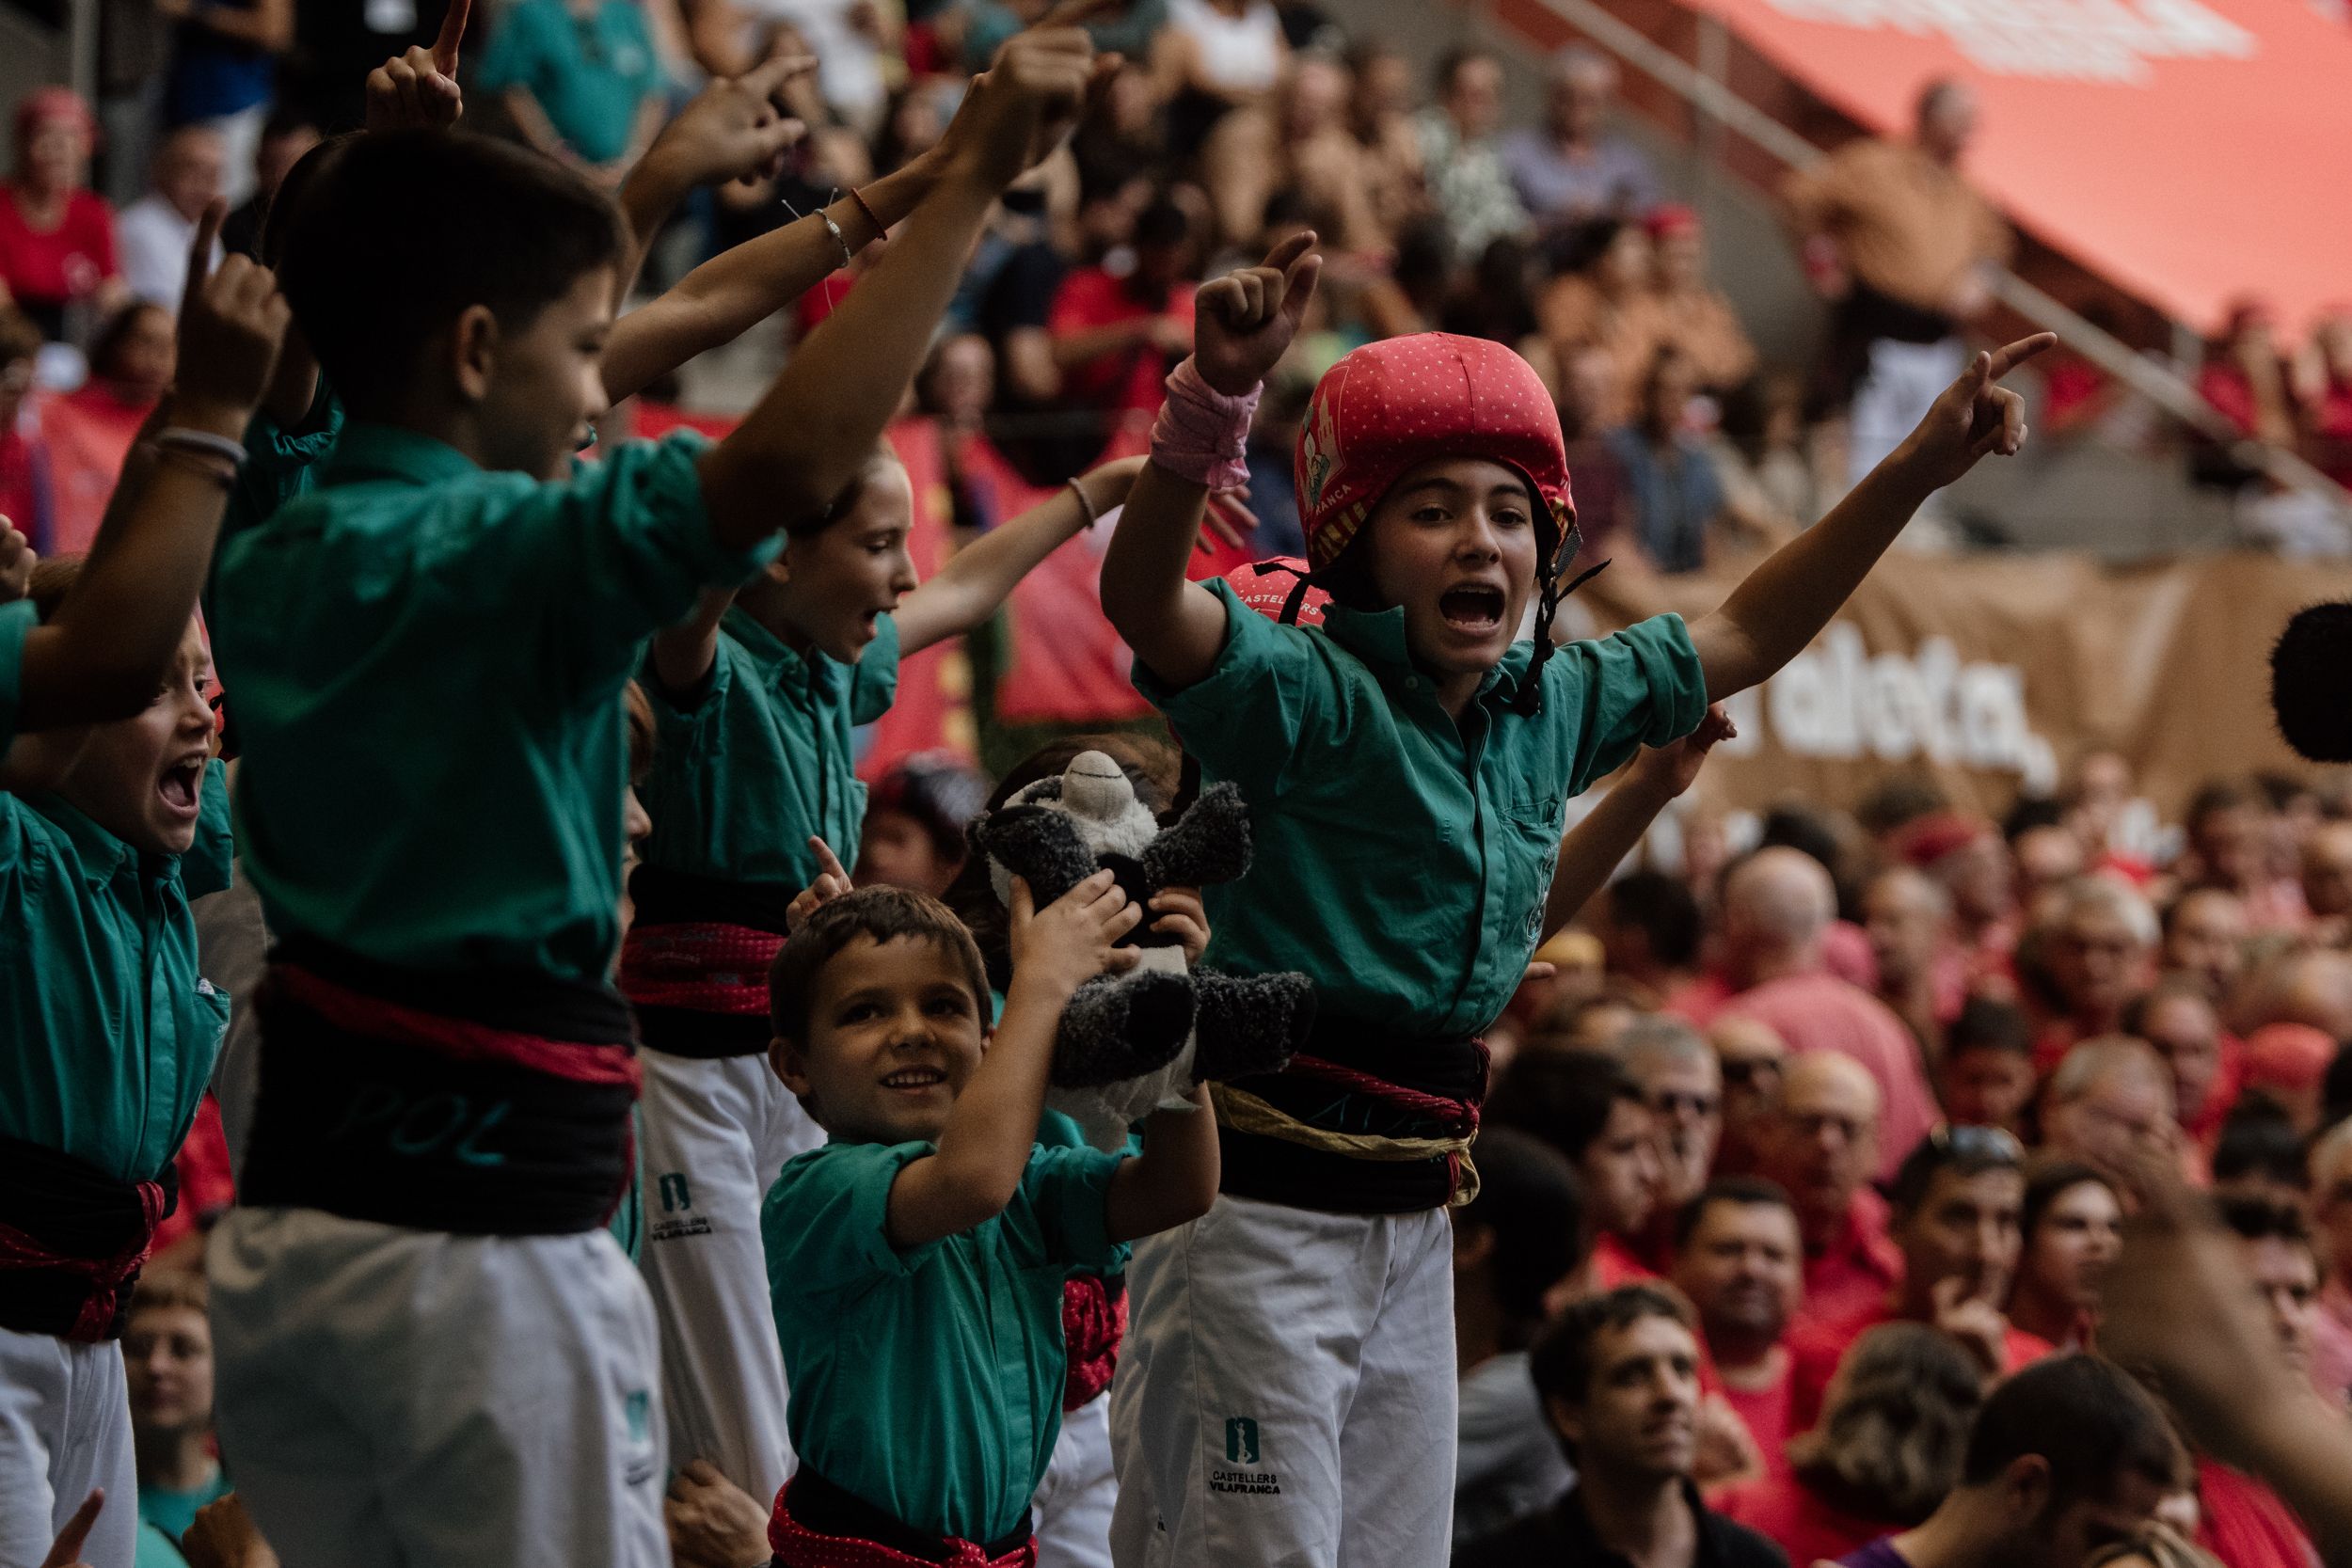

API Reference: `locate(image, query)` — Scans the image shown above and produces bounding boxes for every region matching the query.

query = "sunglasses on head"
[1929,1123,2024,1164]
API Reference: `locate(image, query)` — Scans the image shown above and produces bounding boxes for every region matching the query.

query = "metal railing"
[1523,0,2351,506]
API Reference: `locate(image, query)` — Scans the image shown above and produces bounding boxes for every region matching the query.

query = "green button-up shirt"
[1136,581,1707,1038]
[0,776,233,1182]
[765,1138,1127,1543]
[210,422,773,983]
[640,607,900,893]
[0,598,33,748]
[475,0,668,166]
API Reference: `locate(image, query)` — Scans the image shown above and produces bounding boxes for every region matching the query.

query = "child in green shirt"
[202,30,1115,1568]
[1098,230,2049,1566]
[760,880,1217,1565]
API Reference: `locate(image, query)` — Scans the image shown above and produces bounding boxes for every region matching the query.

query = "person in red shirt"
[1673,1179,1804,1476]
[1717,848,1941,1179]
[2163,886,2251,1007]
[2127,978,2240,1154]
[2026,876,2159,1075]
[0,305,53,550]
[1715,1323,1984,1564]
[1625,1016,1722,1267]
[2003,1161,2121,1352]
[38,297,173,555]
[1708,1015,1786,1180]
[1937,999,2037,1137]
[1786,1125,2053,1433]
[1893,811,2018,990]
[1863,864,1965,1067]
[2040,1038,2176,1174]
[1045,196,1197,438]
[2182,781,2310,937]
[0,88,124,342]
[1487,1048,1663,1290]
[2194,1196,2327,1568]
[1752,1052,1902,1340]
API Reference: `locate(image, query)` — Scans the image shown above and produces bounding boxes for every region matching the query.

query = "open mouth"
[156,757,205,816]
[880,1067,946,1091]
[1438,583,1506,635]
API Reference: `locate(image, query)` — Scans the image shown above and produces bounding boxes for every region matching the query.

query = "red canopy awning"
[1650,0,2352,335]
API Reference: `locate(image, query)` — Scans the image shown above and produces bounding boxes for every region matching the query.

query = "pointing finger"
[40,1489,103,1568]
[739,52,818,103]
[1260,229,1315,275]
[433,0,472,76]
[1985,332,2058,380]
[809,836,849,882]
[180,198,227,317]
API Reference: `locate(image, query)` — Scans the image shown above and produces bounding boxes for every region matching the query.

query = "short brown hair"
[1528,1283,1692,1412]
[768,885,990,1046]
[129,1270,208,1318]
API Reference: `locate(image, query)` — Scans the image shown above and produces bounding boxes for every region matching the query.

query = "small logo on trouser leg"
[1211,1418,1281,1495]
[648,1172,713,1242]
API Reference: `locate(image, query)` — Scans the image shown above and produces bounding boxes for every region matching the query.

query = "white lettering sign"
[1758,0,2257,83]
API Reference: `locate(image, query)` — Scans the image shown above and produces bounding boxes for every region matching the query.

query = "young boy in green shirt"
[760,880,1218,1565]
[202,30,1112,1568]
[1097,230,2049,1566]
[626,443,1151,1505]
[0,226,289,1568]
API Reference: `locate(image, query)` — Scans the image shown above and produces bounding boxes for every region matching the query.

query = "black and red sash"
[768,1469,1034,1568]
[238,935,640,1236]
[1214,1021,1487,1214]
[620,865,793,1059]
[0,1134,176,1341]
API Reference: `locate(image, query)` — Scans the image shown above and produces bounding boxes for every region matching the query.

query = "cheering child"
[201,27,1111,1568]
[1097,228,2049,1566]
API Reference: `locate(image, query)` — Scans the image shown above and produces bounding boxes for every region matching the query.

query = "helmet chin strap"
[1516,513,1608,718]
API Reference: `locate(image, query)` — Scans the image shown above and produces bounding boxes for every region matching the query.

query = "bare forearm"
[1100,461,1224,687]
[929,988,1059,1201]
[1106,1088,1218,1242]
[649,587,735,695]
[503,89,577,166]
[700,166,999,545]
[21,435,233,728]
[897,482,1087,654]
[604,151,943,402]
[1540,776,1675,941]
[1695,457,1931,701]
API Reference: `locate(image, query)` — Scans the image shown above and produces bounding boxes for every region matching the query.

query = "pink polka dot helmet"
[1293,331,1577,572]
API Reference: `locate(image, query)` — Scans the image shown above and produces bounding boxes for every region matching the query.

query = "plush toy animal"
[969,752,1314,1149]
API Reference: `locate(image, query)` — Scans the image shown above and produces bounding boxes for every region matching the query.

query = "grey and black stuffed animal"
[969,751,1314,1149]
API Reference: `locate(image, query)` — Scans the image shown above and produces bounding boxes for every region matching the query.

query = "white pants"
[1107,1196,1456,1568]
[0,1330,136,1568]
[1848,336,1966,485]
[208,1209,667,1568]
[1034,1391,1116,1568]
[636,1049,822,1505]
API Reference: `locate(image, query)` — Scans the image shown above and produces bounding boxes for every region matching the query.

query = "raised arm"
[893,455,1143,657]
[697,24,1107,549]
[885,872,1140,1247]
[1538,705,1733,941]
[603,126,944,404]
[648,585,736,697]
[610,54,816,300]
[18,210,288,732]
[1099,232,1319,690]
[1687,335,2052,702]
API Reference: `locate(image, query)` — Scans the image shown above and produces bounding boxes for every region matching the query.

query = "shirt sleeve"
[1011,1141,1127,1274]
[1131,578,1321,799]
[1542,610,1708,795]
[0,599,33,751]
[229,382,344,541]
[763,1141,945,1303]
[458,429,779,652]
[849,611,902,727]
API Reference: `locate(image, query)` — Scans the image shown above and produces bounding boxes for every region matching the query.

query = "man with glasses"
[1708,1016,1785,1179]
[1787,1125,2050,1433]
[1623,1018,1722,1266]
[1751,1053,1899,1342]
[2040,1038,2175,1172]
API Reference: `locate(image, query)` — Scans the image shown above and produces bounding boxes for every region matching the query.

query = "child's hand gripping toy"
[970,751,1314,1148]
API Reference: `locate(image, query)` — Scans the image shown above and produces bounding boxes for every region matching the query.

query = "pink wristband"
[1150,357,1261,490]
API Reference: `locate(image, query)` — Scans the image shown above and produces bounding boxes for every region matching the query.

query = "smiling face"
[771,933,988,1145]
[1359,458,1541,699]
[761,455,919,664]
[1673,1198,1801,1348]
[469,265,616,479]
[58,617,213,856]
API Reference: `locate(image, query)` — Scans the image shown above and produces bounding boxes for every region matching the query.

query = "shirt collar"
[24,793,145,885]
[723,604,843,695]
[1316,603,1537,712]
[1554,1481,1720,1566]
[323,421,485,487]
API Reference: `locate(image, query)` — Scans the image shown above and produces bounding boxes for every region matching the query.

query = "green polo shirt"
[0,786,232,1183]
[210,422,774,984]
[1136,580,1707,1038]
[764,1138,1127,1543]
[477,0,667,166]
[0,597,33,748]
[640,608,900,895]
